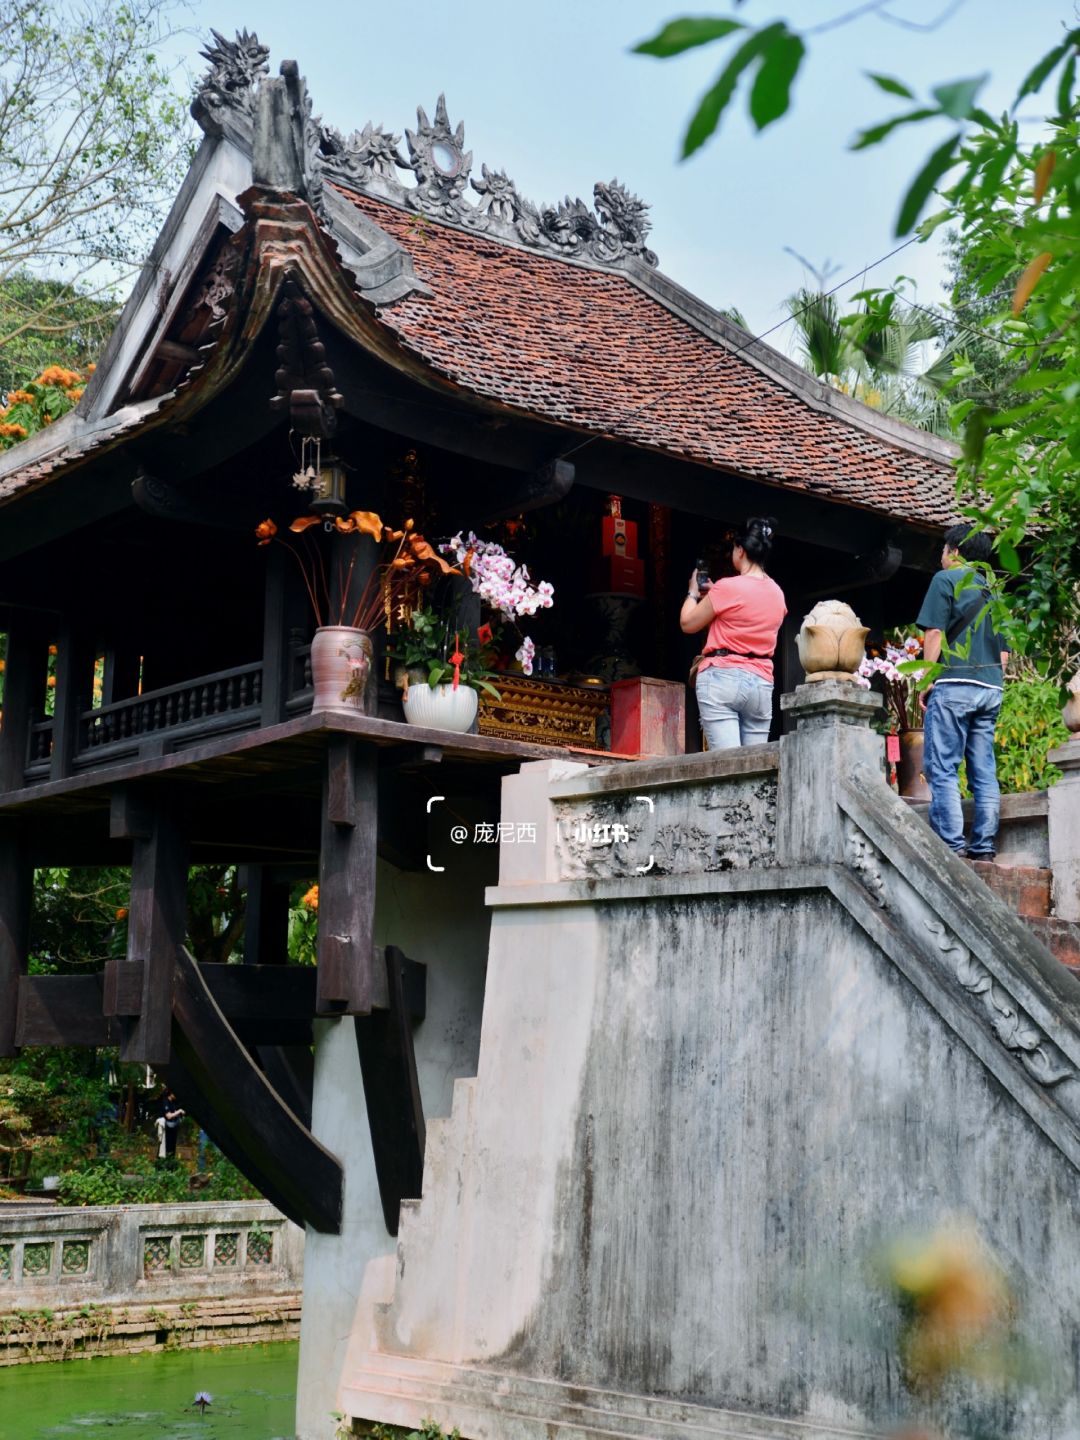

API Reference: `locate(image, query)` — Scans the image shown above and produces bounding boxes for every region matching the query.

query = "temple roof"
[0,30,960,534]
[344,189,958,529]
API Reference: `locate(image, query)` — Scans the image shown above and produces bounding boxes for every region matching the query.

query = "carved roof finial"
[317,95,660,273]
[192,27,271,134]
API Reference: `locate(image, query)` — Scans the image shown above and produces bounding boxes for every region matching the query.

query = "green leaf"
[633,17,745,58]
[997,539,1021,574]
[1015,36,1074,104]
[749,29,805,130]
[866,73,915,100]
[930,74,989,120]
[962,405,991,467]
[895,132,961,235]
[681,23,785,157]
[851,108,939,151]
[1057,52,1076,115]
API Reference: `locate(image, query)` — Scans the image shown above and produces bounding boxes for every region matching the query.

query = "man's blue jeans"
[923,682,1002,856]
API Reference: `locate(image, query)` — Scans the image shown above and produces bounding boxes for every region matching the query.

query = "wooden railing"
[73,662,264,766]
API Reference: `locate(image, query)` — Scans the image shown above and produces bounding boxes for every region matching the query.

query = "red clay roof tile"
[343,189,956,530]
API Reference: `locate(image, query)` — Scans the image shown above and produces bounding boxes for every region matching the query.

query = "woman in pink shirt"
[679,517,787,750]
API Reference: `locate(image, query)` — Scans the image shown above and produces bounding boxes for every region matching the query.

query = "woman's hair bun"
[737,516,777,563]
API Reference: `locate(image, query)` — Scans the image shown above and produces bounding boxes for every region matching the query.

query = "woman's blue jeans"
[696,666,773,750]
[923,682,1002,856]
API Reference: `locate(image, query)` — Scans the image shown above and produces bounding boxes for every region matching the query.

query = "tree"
[634,9,1080,676]
[0,0,192,370]
[783,266,953,434]
[0,273,112,397]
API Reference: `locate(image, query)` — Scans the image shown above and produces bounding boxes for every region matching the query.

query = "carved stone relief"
[844,821,887,908]
[926,920,1074,1086]
[554,777,777,881]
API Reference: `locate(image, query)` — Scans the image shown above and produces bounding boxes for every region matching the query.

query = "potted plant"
[858,633,929,798]
[255,513,456,716]
[388,605,502,733]
[438,531,554,677]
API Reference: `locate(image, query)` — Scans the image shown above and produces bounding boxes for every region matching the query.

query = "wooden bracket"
[355,945,427,1234]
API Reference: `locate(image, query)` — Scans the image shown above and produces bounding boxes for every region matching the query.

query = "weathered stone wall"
[317,684,1080,1440]
[295,845,495,1439]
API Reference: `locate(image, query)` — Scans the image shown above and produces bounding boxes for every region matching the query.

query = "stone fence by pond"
[0,1200,304,1362]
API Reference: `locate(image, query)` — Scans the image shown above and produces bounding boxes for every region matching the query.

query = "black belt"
[701,646,773,661]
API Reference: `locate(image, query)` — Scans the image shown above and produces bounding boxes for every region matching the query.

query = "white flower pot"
[402,682,478,733]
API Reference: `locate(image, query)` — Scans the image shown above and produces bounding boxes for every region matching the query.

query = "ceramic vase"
[402,682,478,733]
[310,626,375,716]
[897,728,931,800]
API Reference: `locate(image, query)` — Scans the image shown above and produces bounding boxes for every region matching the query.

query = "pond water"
[0,1341,299,1440]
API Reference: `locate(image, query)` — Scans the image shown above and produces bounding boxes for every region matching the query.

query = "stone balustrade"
[0,1199,303,1310]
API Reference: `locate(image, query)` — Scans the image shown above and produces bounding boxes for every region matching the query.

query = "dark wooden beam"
[121,801,188,1065]
[317,737,377,1014]
[0,613,49,794]
[103,958,145,1018]
[255,1045,314,1128]
[475,458,575,524]
[241,866,292,966]
[166,944,343,1233]
[0,824,32,1057]
[16,975,117,1047]
[355,945,427,1235]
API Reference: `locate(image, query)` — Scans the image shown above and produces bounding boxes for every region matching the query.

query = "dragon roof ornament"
[193,33,658,272]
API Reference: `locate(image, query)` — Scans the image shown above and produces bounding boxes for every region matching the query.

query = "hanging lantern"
[309,453,348,519]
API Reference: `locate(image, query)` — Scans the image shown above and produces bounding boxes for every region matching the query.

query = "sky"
[167,0,1073,353]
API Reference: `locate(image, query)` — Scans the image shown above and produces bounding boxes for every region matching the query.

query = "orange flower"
[254,518,277,545]
[36,365,82,388]
[301,884,319,911]
[6,390,33,405]
[115,906,129,922]
[0,422,28,439]
[86,363,96,373]
[68,388,84,403]
[46,675,56,687]
[288,516,321,533]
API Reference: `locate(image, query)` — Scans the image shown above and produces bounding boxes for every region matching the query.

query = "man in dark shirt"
[916,524,1009,858]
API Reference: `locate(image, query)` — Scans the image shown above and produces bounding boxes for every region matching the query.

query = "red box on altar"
[590,555,645,595]
[610,677,686,757]
[602,516,638,559]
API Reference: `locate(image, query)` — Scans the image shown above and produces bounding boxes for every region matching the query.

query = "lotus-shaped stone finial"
[797,599,869,680]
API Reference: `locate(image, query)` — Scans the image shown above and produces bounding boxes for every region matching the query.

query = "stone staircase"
[908,790,1080,972]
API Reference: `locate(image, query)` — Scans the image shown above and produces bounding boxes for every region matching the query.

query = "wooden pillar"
[260,546,290,725]
[50,620,97,781]
[101,644,141,707]
[112,790,188,1065]
[0,614,49,794]
[316,737,377,1014]
[242,865,291,966]
[0,822,32,1058]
